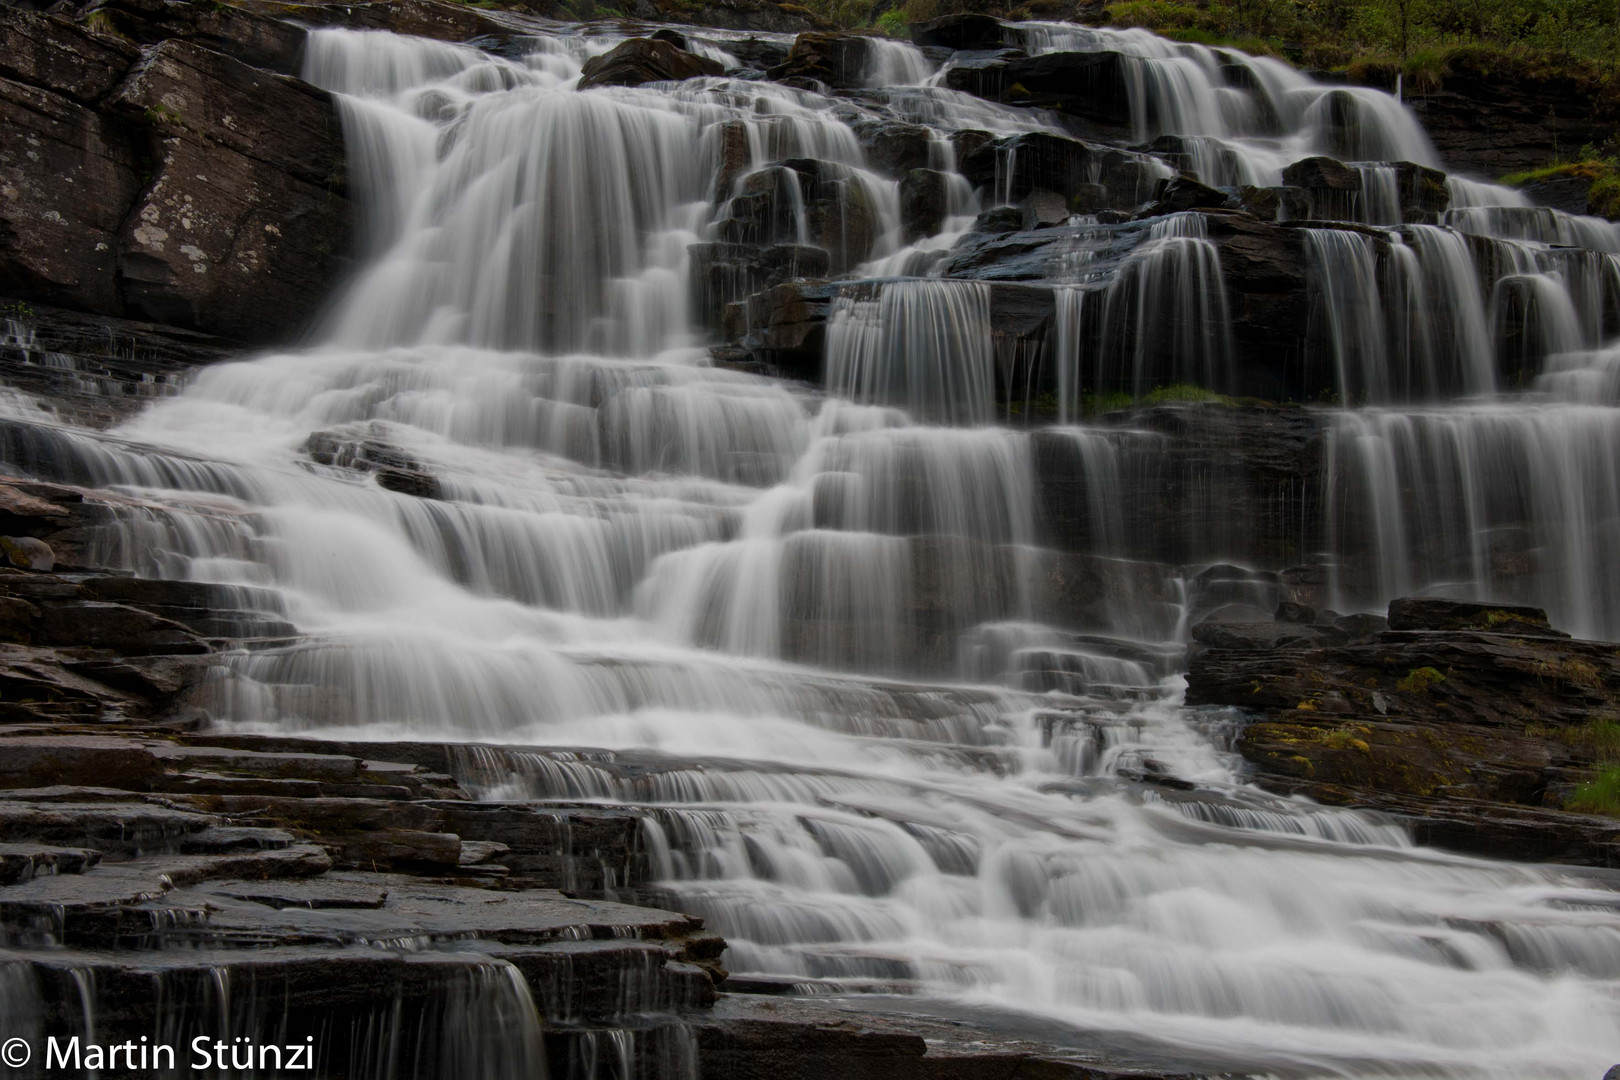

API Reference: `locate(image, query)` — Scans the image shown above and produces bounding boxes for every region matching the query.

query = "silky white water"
[2,22,1619,1080]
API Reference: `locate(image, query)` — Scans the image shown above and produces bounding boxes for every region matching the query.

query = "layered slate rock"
[943,50,1135,139]
[1188,596,1620,865]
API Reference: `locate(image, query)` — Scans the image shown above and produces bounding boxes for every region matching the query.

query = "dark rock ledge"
[1189,596,1620,866]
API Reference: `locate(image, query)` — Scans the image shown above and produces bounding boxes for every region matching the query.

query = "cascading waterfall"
[2,20,1620,1080]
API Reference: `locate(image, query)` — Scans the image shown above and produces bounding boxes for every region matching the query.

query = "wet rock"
[0,736,166,791]
[105,39,350,340]
[1139,175,1230,217]
[719,158,876,272]
[969,206,1024,234]
[0,535,53,570]
[1019,188,1069,229]
[1392,160,1450,222]
[179,825,296,853]
[899,168,950,243]
[1282,155,1361,193]
[1188,597,1620,863]
[721,279,836,378]
[0,842,99,884]
[944,49,1134,139]
[909,12,1010,51]
[853,119,932,179]
[307,426,442,499]
[576,36,724,90]
[77,0,309,75]
[957,130,1094,205]
[0,5,138,102]
[767,32,872,89]
[216,876,390,909]
[1191,605,1326,651]
[690,242,828,334]
[0,76,142,315]
[35,597,210,654]
[1386,596,1565,637]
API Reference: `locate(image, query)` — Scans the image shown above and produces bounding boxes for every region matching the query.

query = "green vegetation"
[1567,766,1620,815]
[1500,144,1620,219]
[1396,666,1447,693]
[1,301,34,319]
[1079,383,1231,415]
[1098,0,1620,86]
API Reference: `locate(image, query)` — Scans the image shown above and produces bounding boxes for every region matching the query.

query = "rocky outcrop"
[107,39,349,337]
[0,4,349,343]
[577,35,725,89]
[1189,596,1620,865]
[767,31,873,88]
[718,158,877,272]
[943,49,1135,140]
[909,12,1012,51]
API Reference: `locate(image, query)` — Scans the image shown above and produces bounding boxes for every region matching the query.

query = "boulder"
[956,131,1095,205]
[767,32,872,89]
[899,167,949,243]
[1138,175,1229,217]
[576,36,724,90]
[76,0,309,75]
[0,536,54,571]
[853,119,932,179]
[1019,188,1069,229]
[690,241,828,332]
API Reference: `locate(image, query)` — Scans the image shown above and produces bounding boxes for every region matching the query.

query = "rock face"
[767,32,873,88]
[577,36,725,89]
[943,50,1135,139]
[1189,597,1620,865]
[107,39,349,338]
[0,5,349,343]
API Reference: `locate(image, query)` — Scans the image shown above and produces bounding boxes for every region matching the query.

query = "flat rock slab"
[212,877,389,910]
[0,842,100,884]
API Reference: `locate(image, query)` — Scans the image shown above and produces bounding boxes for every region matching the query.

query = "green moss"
[144,104,182,127]
[1396,666,1446,694]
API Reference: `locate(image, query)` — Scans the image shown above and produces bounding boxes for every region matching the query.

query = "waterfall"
[825,280,995,424]
[3,19,1620,1080]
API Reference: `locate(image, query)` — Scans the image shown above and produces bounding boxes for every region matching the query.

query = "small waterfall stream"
[2,17,1620,1080]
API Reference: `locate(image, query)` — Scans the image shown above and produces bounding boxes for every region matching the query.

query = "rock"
[1521,174,1592,216]
[1282,155,1362,193]
[1276,599,1316,623]
[1188,600,1620,863]
[77,0,309,75]
[767,32,873,89]
[306,427,442,499]
[0,6,138,102]
[0,300,235,427]
[969,206,1023,234]
[1139,175,1229,217]
[1392,160,1450,222]
[0,736,166,791]
[957,131,1095,205]
[719,158,875,272]
[711,117,752,197]
[1386,596,1565,637]
[944,50,1134,139]
[0,535,53,570]
[105,40,350,340]
[0,76,142,314]
[899,168,949,243]
[723,279,837,378]
[1191,605,1326,651]
[853,119,932,179]
[1019,188,1069,229]
[576,36,724,90]
[690,241,828,333]
[909,13,1010,51]
[1236,184,1282,219]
